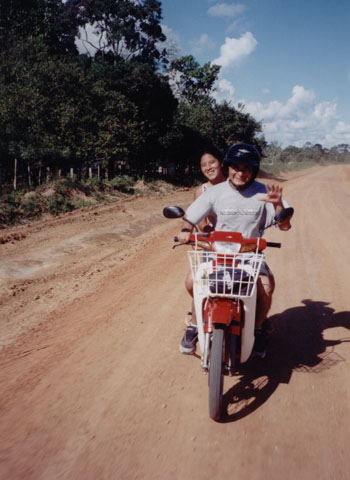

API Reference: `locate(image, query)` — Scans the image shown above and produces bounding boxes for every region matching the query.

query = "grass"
[0,175,182,226]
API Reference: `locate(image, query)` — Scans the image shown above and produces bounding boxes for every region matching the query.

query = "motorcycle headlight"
[213,241,241,254]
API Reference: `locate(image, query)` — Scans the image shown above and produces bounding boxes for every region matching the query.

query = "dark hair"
[198,144,223,162]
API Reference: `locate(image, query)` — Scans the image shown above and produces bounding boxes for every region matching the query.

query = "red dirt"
[0,166,350,479]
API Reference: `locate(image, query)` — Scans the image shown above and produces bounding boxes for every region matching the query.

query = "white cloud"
[212,78,236,103]
[324,121,350,145]
[226,17,247,34]
[191,33,216,55]
[333,121,350,134]
[212,32,257,69]
[241,85,347,147]
[208,3,246,18]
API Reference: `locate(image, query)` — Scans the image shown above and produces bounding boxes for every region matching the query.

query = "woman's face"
[200,153,222,182]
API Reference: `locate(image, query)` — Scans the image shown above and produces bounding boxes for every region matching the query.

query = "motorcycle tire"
[209,325,226,421]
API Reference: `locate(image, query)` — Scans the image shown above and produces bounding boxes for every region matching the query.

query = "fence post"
[13,158,17,191]
[46,166,52,183]
[28,164,32,187]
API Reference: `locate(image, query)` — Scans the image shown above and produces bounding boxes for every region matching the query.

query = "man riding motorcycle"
[178,143,291,357]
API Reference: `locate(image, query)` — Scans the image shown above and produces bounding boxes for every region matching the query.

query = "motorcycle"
[163,205,294,421]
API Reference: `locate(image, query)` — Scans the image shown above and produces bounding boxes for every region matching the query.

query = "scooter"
[163,205,293,421]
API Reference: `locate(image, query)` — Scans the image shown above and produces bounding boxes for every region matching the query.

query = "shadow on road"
[221,299,350,423]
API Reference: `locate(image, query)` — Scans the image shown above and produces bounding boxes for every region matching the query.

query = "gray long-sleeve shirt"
[186,179,287,238]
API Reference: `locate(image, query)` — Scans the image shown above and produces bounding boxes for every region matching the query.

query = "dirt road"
[0,165,349,479]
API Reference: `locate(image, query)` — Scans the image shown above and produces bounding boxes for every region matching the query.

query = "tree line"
[263,142,350,171]
[0,0,262,192]
[0,0,349,195]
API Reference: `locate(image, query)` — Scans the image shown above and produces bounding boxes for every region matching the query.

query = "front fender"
[203,298,240,334]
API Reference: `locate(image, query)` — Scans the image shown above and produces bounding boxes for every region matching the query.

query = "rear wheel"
[209,326,226,421]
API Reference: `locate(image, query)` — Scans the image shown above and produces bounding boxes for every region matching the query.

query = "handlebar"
[266,241,282,248]
[173,233,282,250]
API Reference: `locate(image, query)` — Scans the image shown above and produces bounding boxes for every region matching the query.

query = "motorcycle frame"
[193,266,258,373]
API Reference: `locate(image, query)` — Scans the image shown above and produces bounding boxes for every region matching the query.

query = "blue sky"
[159,0,350,148]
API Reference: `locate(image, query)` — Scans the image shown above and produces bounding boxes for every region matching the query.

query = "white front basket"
[188,251,264,298]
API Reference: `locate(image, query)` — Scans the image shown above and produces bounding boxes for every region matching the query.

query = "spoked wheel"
[208,325,226,421]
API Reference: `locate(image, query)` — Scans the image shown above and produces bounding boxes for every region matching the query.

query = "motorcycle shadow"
[221,299,350,423]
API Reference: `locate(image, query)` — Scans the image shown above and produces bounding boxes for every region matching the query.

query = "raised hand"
[259,184,283,206]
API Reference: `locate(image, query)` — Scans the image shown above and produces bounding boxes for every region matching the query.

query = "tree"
[262,141,282,165]
[165,96,262,176]
[212,101,262,152]
[166,55,262,171]
[0,0,79,55]
[0,36,89,183]
[88,55,177,173]
[67,0,166,65]
[168,55,221,104]
[280,145,302,164]
[328,144,350,163]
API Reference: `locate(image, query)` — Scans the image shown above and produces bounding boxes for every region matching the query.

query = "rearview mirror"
[274,207,294,223]
[163,206,185,219]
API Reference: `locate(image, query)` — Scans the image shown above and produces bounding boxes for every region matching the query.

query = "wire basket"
[188,250,264,298]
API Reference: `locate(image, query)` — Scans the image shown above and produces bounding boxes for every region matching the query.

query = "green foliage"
[168,55,221,104]
[0,203,19,225]
[107,175,136,194]
[0,35,89,169]
[169,98,262,172]
[261,141,350,176]
[0,0,79,54]
[21,193,44,219]
[212,102,262,151]
[67,0,166,65]
[46,195,75,215]
[165,55,261,172]
[0,175,181,225]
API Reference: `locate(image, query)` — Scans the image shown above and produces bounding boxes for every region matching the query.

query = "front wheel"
[209,326,226,421]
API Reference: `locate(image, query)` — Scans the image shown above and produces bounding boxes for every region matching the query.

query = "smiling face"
[228,162,253,189]
[200,153,222,183]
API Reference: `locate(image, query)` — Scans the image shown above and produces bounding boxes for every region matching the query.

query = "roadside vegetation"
[0,176,181,226]
[2,144,349,227]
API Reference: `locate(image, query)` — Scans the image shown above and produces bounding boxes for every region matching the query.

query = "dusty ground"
[0,165,350,480]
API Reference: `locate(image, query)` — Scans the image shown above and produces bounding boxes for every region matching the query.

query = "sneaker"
[252,328,266,358]
[180,325,198,354]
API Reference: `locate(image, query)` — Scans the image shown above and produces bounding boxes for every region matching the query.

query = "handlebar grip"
[266,241,282,248]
